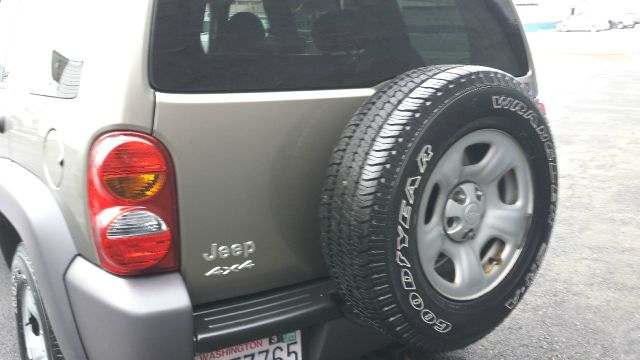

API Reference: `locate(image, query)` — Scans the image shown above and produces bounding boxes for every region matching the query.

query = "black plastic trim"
[194,279,343,354]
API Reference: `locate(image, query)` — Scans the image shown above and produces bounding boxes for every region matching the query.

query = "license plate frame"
[195,330,302,360]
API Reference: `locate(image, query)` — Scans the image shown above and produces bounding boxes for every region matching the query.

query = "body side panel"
[499,0,539,97]
[2,0,157,264]
[0,159,87,360]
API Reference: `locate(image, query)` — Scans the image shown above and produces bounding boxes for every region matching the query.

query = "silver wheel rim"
[21,285,48,360]
[417,129,534,301]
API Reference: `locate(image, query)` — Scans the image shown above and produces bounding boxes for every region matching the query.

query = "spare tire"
[320,65,557,351]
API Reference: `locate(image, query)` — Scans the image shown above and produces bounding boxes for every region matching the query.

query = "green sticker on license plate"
[269,332,297,345]
[196,330,302,360]
[281,332,297,344]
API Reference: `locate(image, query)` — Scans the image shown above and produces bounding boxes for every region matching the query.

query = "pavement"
[0,251,19,359]
[1,29,639,360]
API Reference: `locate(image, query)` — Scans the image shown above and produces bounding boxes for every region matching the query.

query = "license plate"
[196,330,302,360]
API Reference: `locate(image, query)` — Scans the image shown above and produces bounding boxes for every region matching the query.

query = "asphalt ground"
[0,251,18,359]
[1,29,639,360]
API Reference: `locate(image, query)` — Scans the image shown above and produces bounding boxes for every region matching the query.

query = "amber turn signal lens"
[104,173,166,200]
[99,138,168,201]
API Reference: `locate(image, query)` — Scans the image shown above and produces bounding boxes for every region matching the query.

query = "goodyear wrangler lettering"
[492,94,557,226]
[394,144,452,334]
[492,95,540,129]
[397,226,409,250]
[492,94,558,309]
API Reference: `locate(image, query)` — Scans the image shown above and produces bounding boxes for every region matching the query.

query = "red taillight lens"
[89,132,179,275]
[537,100,547,115]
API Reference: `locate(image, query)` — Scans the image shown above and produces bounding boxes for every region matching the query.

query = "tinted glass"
[151,0,528,93]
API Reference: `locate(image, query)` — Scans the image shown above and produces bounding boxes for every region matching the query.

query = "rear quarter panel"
[2,0,157,262]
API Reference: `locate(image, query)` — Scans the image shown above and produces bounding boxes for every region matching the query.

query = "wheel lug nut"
[475,188,484,200]
[463,229,476,240]
[453,190,466,204]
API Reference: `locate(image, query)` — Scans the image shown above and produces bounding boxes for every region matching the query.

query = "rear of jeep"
[0,0,544,359]
[150,0,537,357]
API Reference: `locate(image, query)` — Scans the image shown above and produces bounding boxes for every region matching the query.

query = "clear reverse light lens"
[107,210,168,238]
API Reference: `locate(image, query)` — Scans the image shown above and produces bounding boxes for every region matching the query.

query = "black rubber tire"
[320,65,558,352]
[12,244,64,360]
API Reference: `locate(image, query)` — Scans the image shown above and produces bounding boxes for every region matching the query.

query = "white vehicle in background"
[556,14,611,32]
[609,13,640,29]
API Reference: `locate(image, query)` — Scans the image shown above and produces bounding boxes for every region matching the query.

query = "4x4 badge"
[205,260,255,276]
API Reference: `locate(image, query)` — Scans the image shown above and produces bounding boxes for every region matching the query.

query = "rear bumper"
[194,279,342,353]
[65,257,194,359]
[65,256,391,360]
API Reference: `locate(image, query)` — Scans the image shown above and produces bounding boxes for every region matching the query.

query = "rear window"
[150,0,529,93]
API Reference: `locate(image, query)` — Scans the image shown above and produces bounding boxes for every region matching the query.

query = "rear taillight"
[88,132,179,275]
[537,100,547,115]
